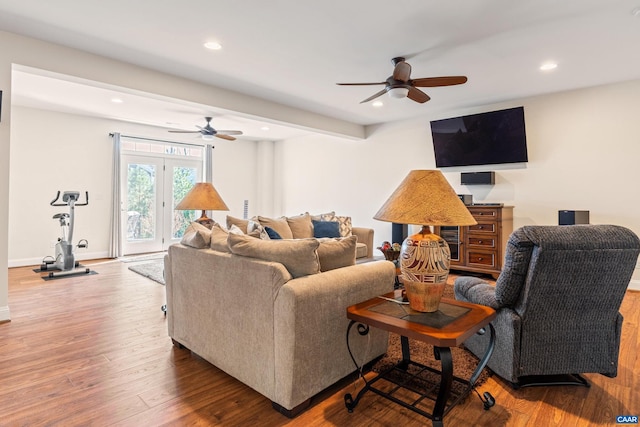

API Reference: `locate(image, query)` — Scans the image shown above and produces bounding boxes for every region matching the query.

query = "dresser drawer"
[468,236,496,248]
[468,222,497,234]
[469,207,500,218]
[467,251,496,268]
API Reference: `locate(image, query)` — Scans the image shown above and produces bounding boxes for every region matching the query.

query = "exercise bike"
[40,191,90,278]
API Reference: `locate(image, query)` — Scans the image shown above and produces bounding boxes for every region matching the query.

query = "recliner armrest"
[454,276,501,309]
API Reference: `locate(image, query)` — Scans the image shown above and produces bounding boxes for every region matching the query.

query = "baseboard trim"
[0,305,11,322]
[628,279,640,292]
[8,251,110,268]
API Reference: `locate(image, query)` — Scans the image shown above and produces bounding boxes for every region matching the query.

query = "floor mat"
[127,260,164,285]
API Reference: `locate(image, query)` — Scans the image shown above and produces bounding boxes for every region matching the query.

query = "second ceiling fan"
[169,117,243,141]
[337,57,467,104]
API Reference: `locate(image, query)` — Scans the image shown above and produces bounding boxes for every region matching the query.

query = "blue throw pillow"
[312,220,341,238]
[265,226,282,239]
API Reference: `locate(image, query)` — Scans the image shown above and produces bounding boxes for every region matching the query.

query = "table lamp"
[374,170,477,312]
[175,182,229,227]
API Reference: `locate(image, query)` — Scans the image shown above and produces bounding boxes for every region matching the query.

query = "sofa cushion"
[312,220,341,238]
[226,215,249,234]
[210,224,232,253]
[258,216,294,239]
[355,242,368,259]
[287,213,314,239]
[227,233,320,278]
[317,236,357,272]
[180,222,212,249]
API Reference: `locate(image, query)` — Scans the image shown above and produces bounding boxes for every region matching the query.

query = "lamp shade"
[175,182,229,211]
[374,170,476,226]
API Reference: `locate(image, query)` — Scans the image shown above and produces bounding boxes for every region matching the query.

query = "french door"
[121,154,202,255]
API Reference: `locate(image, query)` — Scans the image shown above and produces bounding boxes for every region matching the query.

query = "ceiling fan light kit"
[337,57,467,105]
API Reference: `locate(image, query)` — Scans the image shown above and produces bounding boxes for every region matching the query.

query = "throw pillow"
[257,216,294,239]
[226,215,249,234]
[287,213,314,239]
[180,222,212,249]
[210,224,232,253]
[312,220,341,238]
[227,233,320,278]
[317,235,357,272]
[309,211,335,221]
[265,226,282,240]
[247,220,271,240]
[320,213,353,237]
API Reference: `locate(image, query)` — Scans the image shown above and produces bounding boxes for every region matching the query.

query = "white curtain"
[108,133,122,258]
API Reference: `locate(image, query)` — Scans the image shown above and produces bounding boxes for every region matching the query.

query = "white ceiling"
[2,0,640,140]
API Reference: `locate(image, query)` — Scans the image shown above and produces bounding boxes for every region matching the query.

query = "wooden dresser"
[435,204,513,278]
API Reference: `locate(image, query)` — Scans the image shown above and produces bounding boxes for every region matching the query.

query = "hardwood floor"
[1,260,638,426]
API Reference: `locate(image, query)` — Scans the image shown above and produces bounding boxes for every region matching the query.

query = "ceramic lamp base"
[400,226,451,312]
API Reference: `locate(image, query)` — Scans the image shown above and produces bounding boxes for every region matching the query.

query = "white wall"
[279,79,640,289]
[8,106,259,266]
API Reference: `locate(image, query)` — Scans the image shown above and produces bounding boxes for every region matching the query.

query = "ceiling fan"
[168,117,243,141]
[337,57,467,104]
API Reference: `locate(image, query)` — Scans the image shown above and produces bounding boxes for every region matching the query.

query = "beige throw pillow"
[317,236,357,272]
[210,224,232,253]
[226,215,249,234]
[257,216,294,239]
[180,222,212,249]
[227,233,320,278]
[287,213,314,239]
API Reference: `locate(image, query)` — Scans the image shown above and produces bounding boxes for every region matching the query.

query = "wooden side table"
[344,291,496,427]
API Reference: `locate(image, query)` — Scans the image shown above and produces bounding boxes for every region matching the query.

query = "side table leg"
[432,346,453,427]
[399,335,411,369]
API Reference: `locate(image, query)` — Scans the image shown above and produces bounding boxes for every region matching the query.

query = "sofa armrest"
[273,260,394,410]
[352,227,374,258]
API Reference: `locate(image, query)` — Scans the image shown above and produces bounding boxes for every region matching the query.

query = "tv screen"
[430,106,528,168]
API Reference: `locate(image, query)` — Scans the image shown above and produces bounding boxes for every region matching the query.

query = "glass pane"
[172,166,198,239]
[126,163,157,241]
[440,226,460,261]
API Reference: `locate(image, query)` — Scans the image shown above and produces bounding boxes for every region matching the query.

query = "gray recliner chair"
[454,225,640,387]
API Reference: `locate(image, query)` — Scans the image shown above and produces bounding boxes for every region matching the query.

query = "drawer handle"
[478,257,483,261]
[477,226,484,229]
[478,240,483,244]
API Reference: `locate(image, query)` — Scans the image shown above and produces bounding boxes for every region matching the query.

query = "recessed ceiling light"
[260,126,270,131]
[372,101,384,107]
[111,98,123,103]
[540,62,558,71]
[204,41,222,50]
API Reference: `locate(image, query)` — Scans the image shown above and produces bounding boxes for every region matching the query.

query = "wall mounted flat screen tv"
[430,106,528,168]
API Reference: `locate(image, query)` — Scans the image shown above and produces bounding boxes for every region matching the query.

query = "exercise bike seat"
[53,213,70,219]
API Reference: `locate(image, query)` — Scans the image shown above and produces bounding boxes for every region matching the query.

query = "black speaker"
[559,210,590,225]
[392,223,408,244]
[461,171,495,185]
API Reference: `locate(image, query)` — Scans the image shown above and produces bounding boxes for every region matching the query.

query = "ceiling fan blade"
[215,134,236,141]
[168,130,200,133]
[393,61,411,82]
[412,76,468,87]
[337,82,387,86]
[407,87,431,103]
[359,88,388,104]
[216,130,243,135]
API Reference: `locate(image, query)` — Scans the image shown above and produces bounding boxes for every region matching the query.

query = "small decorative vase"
[400,226,451,312]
